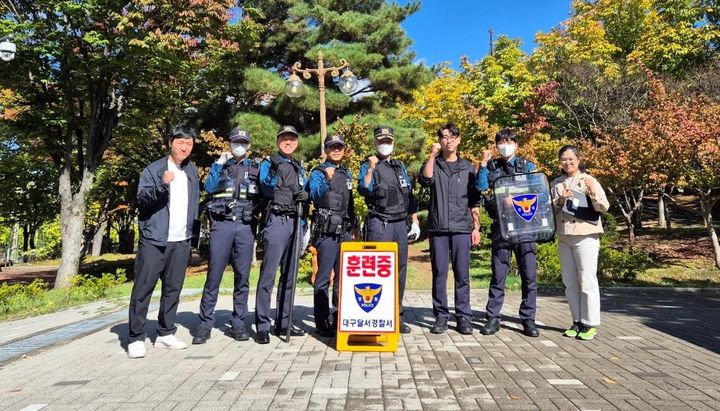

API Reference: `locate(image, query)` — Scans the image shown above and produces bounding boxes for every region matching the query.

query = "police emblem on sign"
[354,283,383,313]
[511,194,538,222]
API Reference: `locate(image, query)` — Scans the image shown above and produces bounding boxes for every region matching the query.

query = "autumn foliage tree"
[0,0,258,287]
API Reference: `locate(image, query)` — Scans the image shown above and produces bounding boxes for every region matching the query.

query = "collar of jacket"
[436,156,468,173]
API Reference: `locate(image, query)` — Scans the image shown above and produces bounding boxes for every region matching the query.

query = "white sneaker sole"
[154,342,187,350]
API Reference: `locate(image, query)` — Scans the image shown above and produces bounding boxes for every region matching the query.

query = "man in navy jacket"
[419,123,481,335]
[127,125,200,358]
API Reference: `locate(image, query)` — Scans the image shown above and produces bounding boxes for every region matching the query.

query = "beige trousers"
[558,235,601,326]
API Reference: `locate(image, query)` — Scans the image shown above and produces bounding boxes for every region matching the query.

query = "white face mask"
[377,143,393,157]
[497,143,516,158]
[231,143,248,158]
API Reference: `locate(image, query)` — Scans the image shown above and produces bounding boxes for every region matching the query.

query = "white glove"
[407,221,420,241]
[215,152,232,165]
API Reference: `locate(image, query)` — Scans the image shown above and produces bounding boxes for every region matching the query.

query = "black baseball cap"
[324,134,346,149]
[373,126,394,141]
[229,128,251,143]
[276,125,299,138]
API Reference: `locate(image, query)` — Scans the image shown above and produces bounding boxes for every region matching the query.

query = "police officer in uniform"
[476,128,540,337]
[193,128,259,344]
[255,125,309,344]
[358,126,420,334]
[309,134,355,338]
[419,123,481,335]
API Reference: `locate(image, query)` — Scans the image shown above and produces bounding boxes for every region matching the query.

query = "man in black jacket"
[419,123,481,335]
[127,125,200,358]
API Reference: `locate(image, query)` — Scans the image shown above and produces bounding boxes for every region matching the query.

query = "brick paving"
[1,289,719,410]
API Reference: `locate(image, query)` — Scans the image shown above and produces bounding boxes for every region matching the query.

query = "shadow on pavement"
[600,289,720,355]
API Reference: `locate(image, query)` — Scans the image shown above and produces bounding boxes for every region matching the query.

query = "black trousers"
[128,239,191,343]
[430,233,472,320]
[198,219,254,331]
[313,231,350,328]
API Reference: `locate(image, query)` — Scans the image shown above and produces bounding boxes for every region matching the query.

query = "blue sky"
[400,1,573,67]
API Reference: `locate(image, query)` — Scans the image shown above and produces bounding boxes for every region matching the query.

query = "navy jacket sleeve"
[137,164,168,209]
[418,159,433,187]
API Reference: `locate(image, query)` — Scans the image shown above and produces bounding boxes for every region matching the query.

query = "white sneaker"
[154,334,188,350]
[127,340,146,358]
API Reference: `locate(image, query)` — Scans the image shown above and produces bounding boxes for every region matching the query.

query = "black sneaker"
[255,330,270,344]
[456,317,473,335]
[400,322,411,334]
[480,318,501,335]
[192,327,211,345]
[430,317,448,334]
[274,324,306,337]
[227,326,250,341]
[522,319,540,337]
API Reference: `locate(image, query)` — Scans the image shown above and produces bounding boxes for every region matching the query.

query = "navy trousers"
[128,239,191,343]
[255,214,299,332]
[485,240,538,320]
[313,231,350,328]
[430,233,472,320]
[198,219,254,331]
[365,216,408,314]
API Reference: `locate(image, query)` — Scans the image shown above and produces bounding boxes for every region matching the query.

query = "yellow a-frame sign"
[336,242,399,352]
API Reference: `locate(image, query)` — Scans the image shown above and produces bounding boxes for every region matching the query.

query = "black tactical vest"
[367,159,411,221]
[313,164,353,220]
[269,154,306,215]
[207,158,260,221]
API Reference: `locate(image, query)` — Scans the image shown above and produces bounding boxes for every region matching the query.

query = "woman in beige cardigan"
[551,145,610,340]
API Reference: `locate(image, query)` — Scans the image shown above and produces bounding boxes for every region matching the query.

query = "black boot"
[480,318,501,335]
[192,327,211,345]
[456,317,473,335]
[430,317,448,334]
[522,319,540,337]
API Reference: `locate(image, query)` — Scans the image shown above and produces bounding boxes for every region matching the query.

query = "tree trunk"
[657,191,666,228]
[626,218,636,249]
[22,224,29,255]
[10,223,19,263]
[55,166,95,288]
[91,220,108,257]
[632,204,643,230]
[29,227,36,249]
[699,194,720,270]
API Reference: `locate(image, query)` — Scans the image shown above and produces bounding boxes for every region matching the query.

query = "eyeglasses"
[326,145,345,151]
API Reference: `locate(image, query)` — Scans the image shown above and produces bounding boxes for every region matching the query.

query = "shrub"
[598,246,652,282]
[0,279,50,315]
[536,240,561,283]
[71,270,128,299]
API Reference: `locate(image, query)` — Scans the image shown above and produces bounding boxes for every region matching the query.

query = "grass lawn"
[4,232,719,322]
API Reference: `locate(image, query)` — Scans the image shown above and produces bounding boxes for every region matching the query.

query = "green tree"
[464,36,544,129]
[0,0,258,287]
[231,0,431,159]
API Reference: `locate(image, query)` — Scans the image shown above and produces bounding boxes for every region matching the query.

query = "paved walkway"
[1,289,719,410]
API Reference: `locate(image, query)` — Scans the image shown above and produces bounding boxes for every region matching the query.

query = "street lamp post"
[285,51,358,160]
